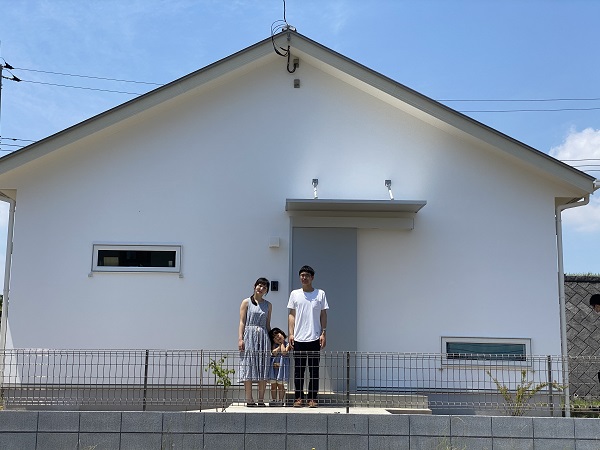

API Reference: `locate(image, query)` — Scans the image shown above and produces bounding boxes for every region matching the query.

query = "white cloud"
[326,1,351,35]
[551,128,600,233]
[550,127,600,162]
[562,195,600,233]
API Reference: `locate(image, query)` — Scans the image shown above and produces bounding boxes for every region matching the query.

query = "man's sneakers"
[293,398,318,408]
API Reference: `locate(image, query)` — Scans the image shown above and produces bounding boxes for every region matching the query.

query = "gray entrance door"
[290,227,357,352]
[290,227,358,393]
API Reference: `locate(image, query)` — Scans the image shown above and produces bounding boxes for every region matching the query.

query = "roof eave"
[0,31,595,195]
[286,32,596,195]
[0,35,277,176]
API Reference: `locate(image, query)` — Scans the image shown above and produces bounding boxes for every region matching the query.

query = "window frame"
[441,336,532,368]
[91,243,182,274]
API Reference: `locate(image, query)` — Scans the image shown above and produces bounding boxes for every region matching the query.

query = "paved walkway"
[223,404,429,414]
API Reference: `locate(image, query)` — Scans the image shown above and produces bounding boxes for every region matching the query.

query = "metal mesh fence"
[1,350,599,416]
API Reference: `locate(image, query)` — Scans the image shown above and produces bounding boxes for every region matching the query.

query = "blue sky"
[0,0,599,274]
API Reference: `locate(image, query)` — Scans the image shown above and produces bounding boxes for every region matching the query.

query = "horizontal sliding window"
[442,337,530,365]
[92,244,181,273]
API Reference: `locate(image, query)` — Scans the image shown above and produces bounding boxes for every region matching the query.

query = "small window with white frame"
[441,337,531,366]
[92,244,182,274]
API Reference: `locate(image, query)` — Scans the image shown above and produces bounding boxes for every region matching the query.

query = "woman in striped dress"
[238,277,272,406]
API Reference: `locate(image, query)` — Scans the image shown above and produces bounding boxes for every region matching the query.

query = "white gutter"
[0,196,15,385]
[556,195,589,417]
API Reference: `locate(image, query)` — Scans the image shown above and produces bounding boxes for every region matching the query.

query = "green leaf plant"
[205,356,235,412]
[487,369,564,416]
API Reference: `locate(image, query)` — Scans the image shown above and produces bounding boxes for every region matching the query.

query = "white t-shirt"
[287,288,329,342]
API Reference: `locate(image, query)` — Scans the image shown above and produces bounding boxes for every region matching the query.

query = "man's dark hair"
[590,294,600,307]
[299,265,315,276]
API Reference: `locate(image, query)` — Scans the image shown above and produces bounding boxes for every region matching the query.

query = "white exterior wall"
[0,56,580,353]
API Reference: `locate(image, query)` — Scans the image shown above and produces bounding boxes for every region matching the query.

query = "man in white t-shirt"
[288,265,329,408]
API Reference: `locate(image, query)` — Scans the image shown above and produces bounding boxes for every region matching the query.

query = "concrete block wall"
[565,275,600,398]
[1,411,600,449]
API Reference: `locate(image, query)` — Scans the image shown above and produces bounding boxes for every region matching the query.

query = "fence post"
[143,349,149,411]
[0,350,4,408]
[199,349,203,411]
[346,351,350,414]
[547,355,554,417]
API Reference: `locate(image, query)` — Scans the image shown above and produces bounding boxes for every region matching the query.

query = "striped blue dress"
[239,298,270,381]
[269,340,290,383]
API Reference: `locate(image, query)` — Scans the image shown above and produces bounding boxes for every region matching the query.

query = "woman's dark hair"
[269,327,287,344]
[250,277,270,305]
[299,265,315,276]
[590,293,600,306]
[255,277,270,292]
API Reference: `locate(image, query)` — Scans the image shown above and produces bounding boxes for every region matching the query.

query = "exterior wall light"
[385,179,394,200]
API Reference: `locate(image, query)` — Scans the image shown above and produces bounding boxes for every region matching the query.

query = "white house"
[0,31,596,363]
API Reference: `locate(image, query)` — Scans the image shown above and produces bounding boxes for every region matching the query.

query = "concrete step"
[230,390,431,413]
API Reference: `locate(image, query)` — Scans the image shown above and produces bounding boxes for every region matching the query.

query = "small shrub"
[487,369,564,416]
[570,396,600,418]
[205,356,235,412]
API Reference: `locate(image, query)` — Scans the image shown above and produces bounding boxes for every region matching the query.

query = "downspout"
[0,195,15,383]
[556,195,589,417]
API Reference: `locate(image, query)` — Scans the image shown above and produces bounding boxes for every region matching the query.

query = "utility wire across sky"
[6,65,600,111]
[2,64,600,169]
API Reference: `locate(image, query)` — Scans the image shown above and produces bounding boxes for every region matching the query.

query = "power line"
[9,65,600,111]
[19,79,144,96]
[441,97,600,103]
[0,136,36,143]
[439,95,600,112]
[459,107,600,113]
[3,64,600,152]
[0,143,24,148]
[13,67,163,86]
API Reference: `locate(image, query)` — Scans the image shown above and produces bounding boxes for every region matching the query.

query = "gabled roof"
[0,31,595,195]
